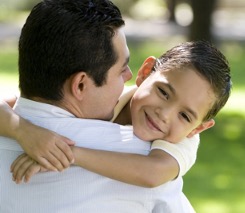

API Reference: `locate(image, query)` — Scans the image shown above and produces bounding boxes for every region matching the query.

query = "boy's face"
[130,66,215,143]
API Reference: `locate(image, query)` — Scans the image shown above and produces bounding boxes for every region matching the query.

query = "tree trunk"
[189,0,217,42]
[166,0,177,23]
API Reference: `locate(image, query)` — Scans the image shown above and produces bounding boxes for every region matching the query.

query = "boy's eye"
[158,87,169,100]
[180,112,191,122]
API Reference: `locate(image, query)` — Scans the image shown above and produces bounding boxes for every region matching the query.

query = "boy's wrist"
[14,118,32,146]
[70,146,78,165]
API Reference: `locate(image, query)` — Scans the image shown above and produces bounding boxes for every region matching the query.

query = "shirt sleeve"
[151,134,200,177]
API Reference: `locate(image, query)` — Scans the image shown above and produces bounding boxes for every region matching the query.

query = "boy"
[10,41,232,187]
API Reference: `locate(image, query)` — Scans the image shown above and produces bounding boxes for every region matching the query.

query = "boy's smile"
[130,66,216,143]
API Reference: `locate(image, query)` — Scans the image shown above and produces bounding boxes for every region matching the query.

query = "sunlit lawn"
[0,40,244,213]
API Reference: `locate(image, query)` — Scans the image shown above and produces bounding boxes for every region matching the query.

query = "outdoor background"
[0,0,244,212]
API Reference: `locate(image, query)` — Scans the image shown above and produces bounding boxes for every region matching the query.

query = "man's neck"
[31,96,56,105]
[30,96,81,118]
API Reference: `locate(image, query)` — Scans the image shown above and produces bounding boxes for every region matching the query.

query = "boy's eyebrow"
[165,82,198,120]
[186,107,198,120]
[165,82,176,95]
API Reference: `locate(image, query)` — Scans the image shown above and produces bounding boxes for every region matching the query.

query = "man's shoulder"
[51,119,150,154]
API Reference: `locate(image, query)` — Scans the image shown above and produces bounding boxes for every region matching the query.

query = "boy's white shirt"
[112,85,200,177]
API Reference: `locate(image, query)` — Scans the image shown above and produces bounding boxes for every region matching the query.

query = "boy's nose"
[155,106,173,123]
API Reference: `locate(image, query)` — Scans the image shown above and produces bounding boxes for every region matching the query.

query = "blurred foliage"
[111,0,140,16]
[0,0,39,11]
[0,50,18,75]
[222,42,245,90]
[113,0,166,20]
[0,0,166,20]
[16,0,40,10]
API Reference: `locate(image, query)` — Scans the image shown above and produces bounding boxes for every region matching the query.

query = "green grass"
[0,40,245,213]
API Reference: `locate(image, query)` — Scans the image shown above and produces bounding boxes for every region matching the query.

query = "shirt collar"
[14,97,75,118]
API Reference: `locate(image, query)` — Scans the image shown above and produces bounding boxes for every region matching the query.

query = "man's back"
[0,98,194,213]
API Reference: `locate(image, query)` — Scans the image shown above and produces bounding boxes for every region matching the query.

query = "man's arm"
[0,100,75,171]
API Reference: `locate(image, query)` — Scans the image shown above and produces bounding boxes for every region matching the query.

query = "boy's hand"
[16,122,75,171]
[11,153,48,184]
[0,100,75,172]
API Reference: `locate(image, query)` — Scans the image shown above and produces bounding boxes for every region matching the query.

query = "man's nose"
[123,68,133,82]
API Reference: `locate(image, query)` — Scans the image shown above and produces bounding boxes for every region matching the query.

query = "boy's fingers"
[63,137,75,146]
[11,155,22,172]
[36,156,58,172]
[11,154,29,173]
[35,138,74,171]
[49,148,69,171]
[56,142,75,164]
[24,164,42,183]
[13,158,34,183]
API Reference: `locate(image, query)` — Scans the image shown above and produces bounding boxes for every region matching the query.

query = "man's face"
[130,67,216,143]
[82,27,132,120]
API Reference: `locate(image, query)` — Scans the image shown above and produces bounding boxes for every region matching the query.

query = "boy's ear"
[136,56,156,86]
[187,119,215,138]
[70,72,87,101]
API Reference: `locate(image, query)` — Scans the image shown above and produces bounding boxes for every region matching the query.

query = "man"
[0,0,196,212]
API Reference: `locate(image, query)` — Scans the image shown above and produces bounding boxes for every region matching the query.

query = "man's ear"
[70,72,87,101]
[136,56,156,86]
[187,119,215,138]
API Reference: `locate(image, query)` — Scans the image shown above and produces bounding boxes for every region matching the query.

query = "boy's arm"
[0,100,75,171]
[151,136,200,177]
[11,137,199,187]
[72,146,179,188]
[72,136,199,187]
[4,95,18,108]
[12,147,178,186]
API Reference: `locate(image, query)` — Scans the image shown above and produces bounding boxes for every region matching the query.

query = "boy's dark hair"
[154,41,232,121]
[19,0,124,100]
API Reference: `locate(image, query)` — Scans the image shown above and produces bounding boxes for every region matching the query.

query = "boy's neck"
[114,101,132,125]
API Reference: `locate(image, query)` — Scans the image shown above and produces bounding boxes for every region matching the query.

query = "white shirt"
[0,98,195,213]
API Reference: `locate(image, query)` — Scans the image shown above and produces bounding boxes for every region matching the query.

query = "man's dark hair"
[19,0,125,100]
[154,41,232,121]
